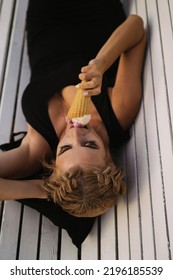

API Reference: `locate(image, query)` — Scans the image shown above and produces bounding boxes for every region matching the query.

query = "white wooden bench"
[0,0,173,260]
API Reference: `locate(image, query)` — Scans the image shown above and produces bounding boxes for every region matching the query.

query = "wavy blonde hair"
[42,161,126,218]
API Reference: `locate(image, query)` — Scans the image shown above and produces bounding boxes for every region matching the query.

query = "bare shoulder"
[22,124,53,159]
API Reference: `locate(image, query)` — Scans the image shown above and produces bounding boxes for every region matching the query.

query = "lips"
[69,124,88,129]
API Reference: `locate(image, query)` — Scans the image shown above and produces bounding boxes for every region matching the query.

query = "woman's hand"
[78,59,104,96]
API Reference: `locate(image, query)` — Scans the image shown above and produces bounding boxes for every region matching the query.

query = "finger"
[81,80,96,89]
[88,59,95,65]
[81,65,91,73]
[80,78,101,90]
[83,85,101,97]
[78,71,95,81]
[79,69,102,82]
[78,73,86,81]
[81,59,95,72]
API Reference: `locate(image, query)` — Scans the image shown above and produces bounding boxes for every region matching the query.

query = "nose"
[70,126,88,142]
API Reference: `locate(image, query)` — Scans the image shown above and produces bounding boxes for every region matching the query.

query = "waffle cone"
[66,87,92,119]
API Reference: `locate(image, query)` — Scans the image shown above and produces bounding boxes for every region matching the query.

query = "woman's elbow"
[129,14,145,38]
[129,14,144,26]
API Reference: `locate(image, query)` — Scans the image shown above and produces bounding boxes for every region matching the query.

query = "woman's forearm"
[96,15,145,73]
[0,178,47,201]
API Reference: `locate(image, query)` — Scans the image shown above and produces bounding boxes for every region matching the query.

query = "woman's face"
[55,124,108,173]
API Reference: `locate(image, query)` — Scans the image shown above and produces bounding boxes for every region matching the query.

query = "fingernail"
[75,84,80,88]
[83,91,89,96]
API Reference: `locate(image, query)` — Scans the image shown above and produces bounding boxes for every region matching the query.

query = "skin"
[55,123,109,173]
[0,15,146,200]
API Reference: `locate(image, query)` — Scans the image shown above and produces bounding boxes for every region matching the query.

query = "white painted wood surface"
[0,0,15,98]
[0,0,27,145]
[0,0,173,260]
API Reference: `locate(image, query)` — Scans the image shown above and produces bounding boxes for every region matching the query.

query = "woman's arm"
[0,178,47,201]
[0,125,51,201]
[0,124,52,179]
[109,31,147,130]
[78,14,146,129]
[78,15,145,95]
[95,15,145,73]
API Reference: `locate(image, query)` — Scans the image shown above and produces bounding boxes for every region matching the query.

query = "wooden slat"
[60,230,78,260]
[100,208,117,260]
[115,145,131,259]
[124,135,142,259]
[39,217,59,260]
[13,40,28,133]
[0,0,15,96]
[134,0,156,260]
[116,194,130,260]
[169,0,173,29]
[0,0,28,144]
[81,219,99,260]
[157,0,173,258]
[0,201,21,260]
[17,206,40,260]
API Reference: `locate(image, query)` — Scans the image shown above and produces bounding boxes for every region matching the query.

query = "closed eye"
[58,141,99,156]
[58,145,72,156]
[82,141,99,149]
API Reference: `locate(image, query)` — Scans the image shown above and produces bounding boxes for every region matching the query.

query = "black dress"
[22,0,128,153]
[20,0,129,248]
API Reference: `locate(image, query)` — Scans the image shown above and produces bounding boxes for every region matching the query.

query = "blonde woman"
[0,0,146,220]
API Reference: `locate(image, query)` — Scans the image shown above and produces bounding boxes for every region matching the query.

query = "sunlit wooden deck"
[0,0,173,260]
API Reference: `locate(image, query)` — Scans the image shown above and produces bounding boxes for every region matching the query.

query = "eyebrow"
[58,144,99,156]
